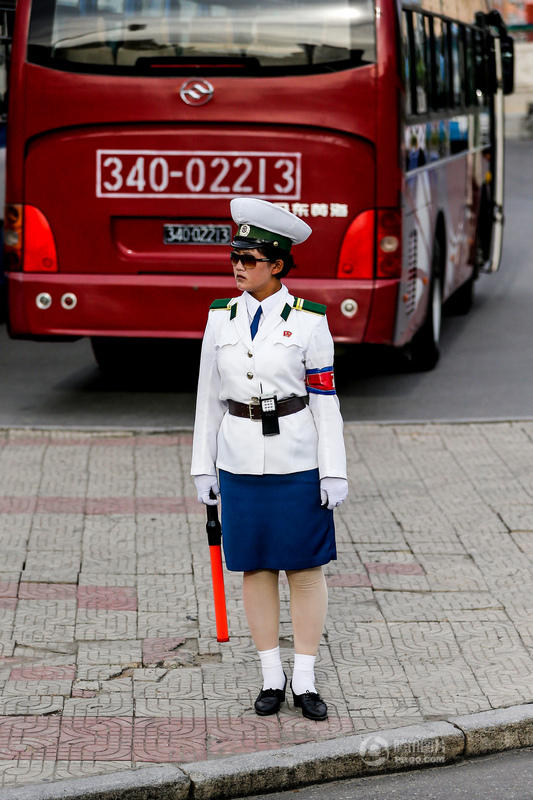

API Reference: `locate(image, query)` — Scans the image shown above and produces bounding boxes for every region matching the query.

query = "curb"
[5,704,533,800]
[0,766,191,800]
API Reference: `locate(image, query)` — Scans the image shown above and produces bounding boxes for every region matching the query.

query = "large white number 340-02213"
[101,154,296,195]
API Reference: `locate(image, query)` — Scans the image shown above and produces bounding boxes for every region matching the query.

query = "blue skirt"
[218,468,337,572]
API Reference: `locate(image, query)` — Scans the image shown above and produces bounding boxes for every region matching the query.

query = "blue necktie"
[250,305,262,340]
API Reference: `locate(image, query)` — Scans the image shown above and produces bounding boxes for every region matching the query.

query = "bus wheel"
[403,241,442,372]
[446,275,474,316]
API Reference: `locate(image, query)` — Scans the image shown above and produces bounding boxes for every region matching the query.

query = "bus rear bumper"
[7,272,399,344]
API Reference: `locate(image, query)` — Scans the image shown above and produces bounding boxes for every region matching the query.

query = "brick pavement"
[0,423,532,790]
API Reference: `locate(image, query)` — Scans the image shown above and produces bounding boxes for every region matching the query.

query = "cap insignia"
[239,224,250,237]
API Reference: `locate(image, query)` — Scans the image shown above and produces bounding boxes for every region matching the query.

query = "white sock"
[292,653,317,695]
[258,646,285,691]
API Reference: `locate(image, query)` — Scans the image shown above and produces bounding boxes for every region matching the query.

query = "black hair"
[258,243,295,279]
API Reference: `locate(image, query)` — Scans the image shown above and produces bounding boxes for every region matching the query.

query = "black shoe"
[291,682,328,720]
[254,673,287,716]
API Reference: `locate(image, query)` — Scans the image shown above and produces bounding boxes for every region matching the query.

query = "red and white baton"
[205,493,229,642]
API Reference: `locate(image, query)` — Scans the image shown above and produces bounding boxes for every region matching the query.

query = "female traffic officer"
[191,198,348,721]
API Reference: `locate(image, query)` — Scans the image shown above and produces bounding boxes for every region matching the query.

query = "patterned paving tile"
[326,573,372,587]
[63,697,134,717]
[54,760,133,781]
[133,717,206,762]
[0,582,19,599]
[0,697,65,716]
[77,586,137,611]
[278,707,355,745]
[57,717,133,761]
[8,666,75,681]
[205,701,278,758]
[0,758,56,786]
[2,680,73,698]
[0,716,60,759]
[142,638,187,666]
[18,584,77,600]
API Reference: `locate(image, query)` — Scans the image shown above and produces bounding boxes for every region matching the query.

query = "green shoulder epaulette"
[210,298,232,310]
[297,298,327,315]
[210,298,237,319]
[281,297,327,321]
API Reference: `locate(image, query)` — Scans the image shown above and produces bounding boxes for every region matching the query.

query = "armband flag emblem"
[305,366,336,395]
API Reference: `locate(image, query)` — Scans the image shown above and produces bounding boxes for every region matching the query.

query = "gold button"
[248,351,253,358]
[247,372,254,379]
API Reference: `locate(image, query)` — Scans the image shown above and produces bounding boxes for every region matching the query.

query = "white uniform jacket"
[191,284,347,479]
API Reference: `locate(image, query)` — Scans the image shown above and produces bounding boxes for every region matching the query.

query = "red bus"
[4,0,513,372]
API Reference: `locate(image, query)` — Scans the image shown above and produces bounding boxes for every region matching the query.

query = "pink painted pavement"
[364,562,425,575]
[19,583,77,600]
[0,581,19,598]
[9,665,76,681]
[142,638,187,665]
[77,586,137,611]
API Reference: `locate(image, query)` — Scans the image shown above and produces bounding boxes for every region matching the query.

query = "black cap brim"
[230,237,267,250]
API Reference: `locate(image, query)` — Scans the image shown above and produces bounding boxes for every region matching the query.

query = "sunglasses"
[230,252,271,268]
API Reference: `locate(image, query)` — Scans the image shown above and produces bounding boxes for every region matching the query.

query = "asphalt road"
[245,747,533,800]
[0,139,531,429]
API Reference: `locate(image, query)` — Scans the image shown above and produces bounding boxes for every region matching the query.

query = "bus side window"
[424,15,436,112]
[474,28,488,106]
[449,22,468,155]
[433,17,450,110]
[412,12,428,115]
[458,25,468,107]
[463,27,476,107]
[450,22,463,108]
[401,11,413,117]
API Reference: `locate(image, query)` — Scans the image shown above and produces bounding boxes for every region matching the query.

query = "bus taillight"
[337,208,402,280]
[337,210,375,279]
[4,205,58,273]
[23,206,58,273]
[376,209,401,278]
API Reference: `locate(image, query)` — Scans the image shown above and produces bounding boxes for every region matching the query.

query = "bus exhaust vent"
[406,229,418,316]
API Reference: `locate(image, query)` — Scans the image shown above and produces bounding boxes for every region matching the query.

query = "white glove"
[320,477,348,510]
[194,474,220,505]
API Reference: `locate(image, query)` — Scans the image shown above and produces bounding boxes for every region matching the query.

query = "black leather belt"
[228,396,307,420]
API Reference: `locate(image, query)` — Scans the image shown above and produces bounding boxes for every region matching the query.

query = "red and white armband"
[305,366,336,395]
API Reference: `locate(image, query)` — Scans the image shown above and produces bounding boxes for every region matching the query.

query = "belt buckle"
[249,397,260,420]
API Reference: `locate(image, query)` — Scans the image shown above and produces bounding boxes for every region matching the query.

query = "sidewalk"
[0,421,533,793]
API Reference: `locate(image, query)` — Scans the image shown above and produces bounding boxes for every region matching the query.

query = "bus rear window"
[28,0,376,76]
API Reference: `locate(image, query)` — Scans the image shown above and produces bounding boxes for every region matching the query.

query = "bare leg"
[243,569,280,651]
[286,566,328,655]
[243,569,285,692]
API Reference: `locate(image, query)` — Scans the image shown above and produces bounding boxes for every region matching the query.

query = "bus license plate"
[163,224,231,245]
[97,150,301,200]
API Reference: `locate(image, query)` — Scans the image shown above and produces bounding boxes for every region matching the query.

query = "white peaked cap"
[230,197,312,246]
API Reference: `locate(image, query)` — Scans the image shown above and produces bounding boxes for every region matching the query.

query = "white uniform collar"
[244,284,288,323]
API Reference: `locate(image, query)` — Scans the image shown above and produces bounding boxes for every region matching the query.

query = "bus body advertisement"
[3,0,513,371]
